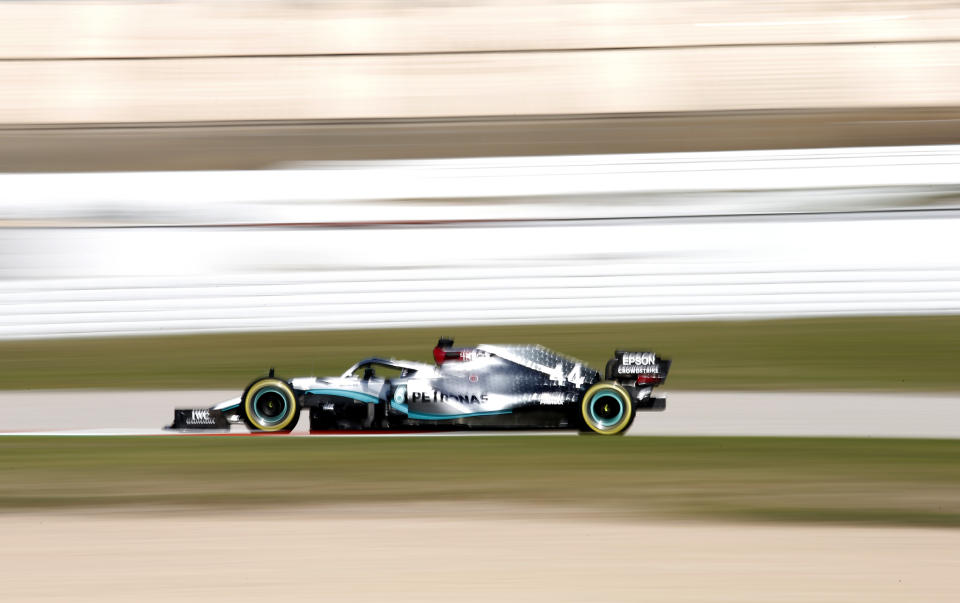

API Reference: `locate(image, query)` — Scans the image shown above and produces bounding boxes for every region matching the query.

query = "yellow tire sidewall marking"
[581,382,633,435]
[244,379,297,431]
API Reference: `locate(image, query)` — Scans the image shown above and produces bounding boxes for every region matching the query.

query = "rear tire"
[580,382,634,435]
[240,378,300,433]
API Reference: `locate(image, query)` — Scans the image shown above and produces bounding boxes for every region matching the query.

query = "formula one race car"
[168,338,670,435]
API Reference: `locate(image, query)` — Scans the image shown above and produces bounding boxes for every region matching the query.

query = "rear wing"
[605,351,671,386]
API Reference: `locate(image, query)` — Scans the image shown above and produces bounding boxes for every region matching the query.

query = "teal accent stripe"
[306,389,380,404]
[390,401,512,420]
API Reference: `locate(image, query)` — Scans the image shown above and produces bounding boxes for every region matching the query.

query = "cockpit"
[340,358,431,380]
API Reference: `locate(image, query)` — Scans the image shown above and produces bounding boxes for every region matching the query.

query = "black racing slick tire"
[580,382,634,435]
[240,378,300,433]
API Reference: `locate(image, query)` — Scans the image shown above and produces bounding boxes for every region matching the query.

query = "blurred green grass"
[2,316,959,390]
[2,436,959,527]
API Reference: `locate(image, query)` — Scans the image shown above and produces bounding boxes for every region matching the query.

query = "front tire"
[241,378,300,433]
[580,382,634,435]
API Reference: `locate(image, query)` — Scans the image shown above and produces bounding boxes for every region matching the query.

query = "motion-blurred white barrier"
[2,213,959,339]
[5,263,960,339]
[3,146,959,339]
[3,146,960,226]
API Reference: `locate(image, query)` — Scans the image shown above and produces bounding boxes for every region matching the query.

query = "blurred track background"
[2,0,960,124]
[2,1,960,601]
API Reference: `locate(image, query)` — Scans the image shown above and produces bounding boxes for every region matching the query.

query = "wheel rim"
[252,387,289,426]
[589,392,625,428]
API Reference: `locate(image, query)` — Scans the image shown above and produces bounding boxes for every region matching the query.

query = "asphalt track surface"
[3,390,958,438]
[4,107,960,172]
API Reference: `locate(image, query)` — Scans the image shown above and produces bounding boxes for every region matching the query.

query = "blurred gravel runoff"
[3,512,959,603]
